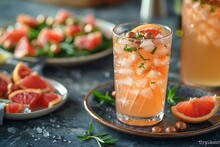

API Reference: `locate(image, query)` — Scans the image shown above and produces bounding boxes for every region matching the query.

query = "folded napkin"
[0,103,4,125]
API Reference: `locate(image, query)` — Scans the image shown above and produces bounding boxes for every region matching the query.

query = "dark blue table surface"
[0,0,219,146]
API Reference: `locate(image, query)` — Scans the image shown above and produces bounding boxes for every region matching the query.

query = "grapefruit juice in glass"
[181,0,220,87]
[113,23,172,126]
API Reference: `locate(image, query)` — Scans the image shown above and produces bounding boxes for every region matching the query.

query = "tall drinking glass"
[181,0,220,87]
[113,22,172,126]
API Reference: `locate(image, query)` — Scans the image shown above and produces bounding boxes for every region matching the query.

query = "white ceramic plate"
[4,78,68,120]
[1,18,115,66]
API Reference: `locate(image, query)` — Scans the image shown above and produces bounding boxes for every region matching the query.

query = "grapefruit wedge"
[171,96,219,123]
[17,74,51,92]
[5,103,25,113]
[42,93,62,108]
[9,89,41,109]
[0,73,11,97]
[13,62,33,83]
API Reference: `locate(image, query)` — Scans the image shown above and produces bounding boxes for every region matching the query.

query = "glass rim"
[112,22,173,41]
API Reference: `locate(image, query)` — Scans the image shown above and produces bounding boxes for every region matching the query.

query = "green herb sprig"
[77,122,118,147]
[123,45,137,53]
[93,91,115,106]
[151,47,158,55]
[167,86,185,105]
[135,30,144,39]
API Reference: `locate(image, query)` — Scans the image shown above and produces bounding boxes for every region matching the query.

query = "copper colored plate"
[84,82,220,138]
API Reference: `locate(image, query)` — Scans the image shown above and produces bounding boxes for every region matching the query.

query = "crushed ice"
[7,127,18,133]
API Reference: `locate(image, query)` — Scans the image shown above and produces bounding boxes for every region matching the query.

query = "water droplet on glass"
[62,139,68,143]
[34,138,38,141]
[53,140,57,143]
[68,140,72,143]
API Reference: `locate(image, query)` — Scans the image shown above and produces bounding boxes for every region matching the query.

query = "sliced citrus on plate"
[13,62,33,83]
[17,74,51,92]
[0,73,12,97]
[42,93,62,108]
[9,89,42,109]
[5,103,25,113]
[171,95,219,123]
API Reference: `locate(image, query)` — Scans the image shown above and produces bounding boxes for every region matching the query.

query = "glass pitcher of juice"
[181,0,220,87]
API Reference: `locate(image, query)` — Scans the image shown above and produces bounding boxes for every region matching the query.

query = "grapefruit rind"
[8,89,42,110]
[0,73,12,97]
[171,96,219,123]
[131,24,169,37]
[12,62,32,83]
[48,95,62,108]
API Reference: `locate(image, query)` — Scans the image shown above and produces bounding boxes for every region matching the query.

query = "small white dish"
[4,78,68,120]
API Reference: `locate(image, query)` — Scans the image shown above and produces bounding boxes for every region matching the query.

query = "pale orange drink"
[113,23,172,126]
[181,0,220,87]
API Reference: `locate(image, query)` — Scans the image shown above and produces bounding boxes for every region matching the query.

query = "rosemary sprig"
[93,91,115,106]
[123,45,137,53]
[77,122,118,147]
[167,86,185,105]
[135,30,144,39]
[151,46,158,55]
[138,62,145,69]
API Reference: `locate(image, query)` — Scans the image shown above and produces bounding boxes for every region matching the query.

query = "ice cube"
[117,38,131,45]
[118,98,129,106]
[118,77,133,86]
[118,68,133,75]
[206,29,217,40]
[118,57,133,66]
[154,58,169,66]
[136,78,148,88]
[147,70,161,78]
[197,35,208,45]
[136,68,144,76]
[139,87,154,98]
[129,53,138,62]
[114,46,123,55]
[140,40,154,47]
[157,48,169,57]
[129,89,140,95]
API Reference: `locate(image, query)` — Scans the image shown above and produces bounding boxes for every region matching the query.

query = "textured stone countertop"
[0,0,219,146]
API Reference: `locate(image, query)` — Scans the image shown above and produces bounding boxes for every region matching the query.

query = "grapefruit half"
[171,96,219,123]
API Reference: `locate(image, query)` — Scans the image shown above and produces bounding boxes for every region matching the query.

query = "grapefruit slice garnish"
[42,93,62,108]
[13,62,33,83]
[0,73,12,97]
[17,74,51,92]
[9,89,42,109]
[131,24,169,38]
[171,96,219,123]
